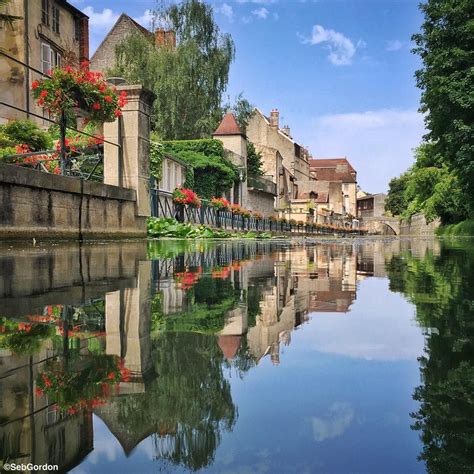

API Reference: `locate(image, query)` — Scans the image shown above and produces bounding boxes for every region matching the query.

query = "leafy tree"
[110,0,235,139]
[247,142,264,178]
[1,120,53,151]
[222,93,254,133]
[385,173,410,216]
[412,0,474,214]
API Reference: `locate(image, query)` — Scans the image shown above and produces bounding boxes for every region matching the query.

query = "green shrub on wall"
[0,120,53,151]
[158,139,238,199]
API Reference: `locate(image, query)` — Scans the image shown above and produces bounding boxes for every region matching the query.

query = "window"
[41,0,49,26]
[52,4,60,34]
[74,17,81,41]
[41,42,61,74]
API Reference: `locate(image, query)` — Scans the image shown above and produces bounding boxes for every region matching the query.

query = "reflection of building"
[0,347,93,471]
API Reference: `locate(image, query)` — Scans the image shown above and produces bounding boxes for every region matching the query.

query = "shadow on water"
[0,237,472,472]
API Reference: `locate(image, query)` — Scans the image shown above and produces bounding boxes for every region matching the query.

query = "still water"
[0,238,473,473]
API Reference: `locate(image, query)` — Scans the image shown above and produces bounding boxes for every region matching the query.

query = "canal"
[0,237,472,473]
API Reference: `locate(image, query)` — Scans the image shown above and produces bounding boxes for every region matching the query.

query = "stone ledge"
[0,163,137,201]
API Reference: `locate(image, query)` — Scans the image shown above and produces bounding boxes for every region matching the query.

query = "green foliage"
[149,142,165,182]
[437,219,474,236]
[0,120,53,151]
[385,173,410,216]
[222,93,255,133]
[161,139,237,198]
[412,0,474,215]
[147,217,271,239]
[0,324,55,355]
[386,241,474,473]
[386,144,469,224]
[110,0,235,139]
[247,142,264,177]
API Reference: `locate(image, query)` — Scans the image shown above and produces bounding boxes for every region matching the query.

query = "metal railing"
[0,51,122,183]
[150,183,366,235]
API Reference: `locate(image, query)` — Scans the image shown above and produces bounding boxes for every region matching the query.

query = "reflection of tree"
[152,276,240,334]
[386,242,474,473]
[107,332,237,471]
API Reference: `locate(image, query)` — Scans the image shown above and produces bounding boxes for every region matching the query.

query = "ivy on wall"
[155,139,238,199]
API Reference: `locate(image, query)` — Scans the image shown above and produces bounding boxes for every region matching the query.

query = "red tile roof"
[218,335,242,359]
[213,112,244,136]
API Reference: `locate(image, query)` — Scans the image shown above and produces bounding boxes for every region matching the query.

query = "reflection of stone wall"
[0,241,147,316]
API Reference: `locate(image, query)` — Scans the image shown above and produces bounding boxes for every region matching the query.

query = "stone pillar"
[104,84,155,217]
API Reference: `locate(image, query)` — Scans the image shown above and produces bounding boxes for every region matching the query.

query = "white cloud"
[301,24,358,66]
[82,7,119,29]
[216,3,235,22]
[312,402,355,442]
[252,7,269,19]
[302,108,425,193]
[386,40,403,51]
[134,10,154,29]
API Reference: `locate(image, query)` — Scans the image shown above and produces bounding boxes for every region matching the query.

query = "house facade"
[90,13,175,73]
[246,108,310,213]
[357,193,387,218]
[0,0,89,124]
[212,112,276,216]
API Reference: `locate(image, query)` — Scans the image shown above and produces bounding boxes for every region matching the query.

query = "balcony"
[247,176,277,196]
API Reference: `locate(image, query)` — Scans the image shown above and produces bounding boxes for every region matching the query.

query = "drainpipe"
[23,0,30,118]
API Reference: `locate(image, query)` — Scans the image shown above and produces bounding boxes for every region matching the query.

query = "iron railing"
[0,51,122,184]
[150,182,365,235]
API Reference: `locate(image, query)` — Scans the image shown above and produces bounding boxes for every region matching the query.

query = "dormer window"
[41,0,49,26]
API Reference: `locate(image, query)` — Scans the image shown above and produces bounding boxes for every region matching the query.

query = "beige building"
[212,112,276,216]
[246,108,310,212]
[0,0,89,124]
[90,13,175,73]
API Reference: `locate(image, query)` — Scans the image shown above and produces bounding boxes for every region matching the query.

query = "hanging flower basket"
[210,197,230,211]
[31,61,127,125]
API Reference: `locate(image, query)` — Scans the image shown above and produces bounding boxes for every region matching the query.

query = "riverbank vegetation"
[386,0,473,230]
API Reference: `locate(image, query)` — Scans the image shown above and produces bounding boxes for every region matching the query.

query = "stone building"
[90,13,175,73]
[212,112,276,216]
[356,192,387,218]
[0,0,89,124]
[246,108,310,212]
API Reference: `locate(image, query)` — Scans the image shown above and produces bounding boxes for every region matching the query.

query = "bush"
[1,120,53,151]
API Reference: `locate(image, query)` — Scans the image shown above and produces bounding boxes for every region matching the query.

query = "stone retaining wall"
[399,213,440,236]
[0,163,146,240]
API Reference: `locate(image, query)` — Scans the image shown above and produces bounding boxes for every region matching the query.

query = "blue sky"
[72,0,426,192]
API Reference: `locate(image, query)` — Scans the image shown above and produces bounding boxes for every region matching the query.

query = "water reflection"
[0,237,469,472]
[386,239,474,473]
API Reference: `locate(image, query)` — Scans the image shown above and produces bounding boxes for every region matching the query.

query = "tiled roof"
[218,335,242,359]
[309,158,356,173]
[311,168,357,183]
[213,112,244,136]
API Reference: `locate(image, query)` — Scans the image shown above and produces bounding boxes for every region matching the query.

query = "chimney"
[282,125,291,138]
[269,109,279,128]
[155,29,176,49]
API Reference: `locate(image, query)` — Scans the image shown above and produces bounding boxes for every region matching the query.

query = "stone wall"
[247,189,275,216]
[399,213,440,236]
[0,163,146,240]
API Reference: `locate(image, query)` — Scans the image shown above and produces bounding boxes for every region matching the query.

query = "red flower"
[107,372,116,380]
[80,59,90,69]
[104,95,112,103]
[31,80,40,89]
[35,387,44,396]
[114,109,122,117]
[92,103,101,110]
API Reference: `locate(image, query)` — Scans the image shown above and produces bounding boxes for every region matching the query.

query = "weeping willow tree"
[109,0,235,139]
